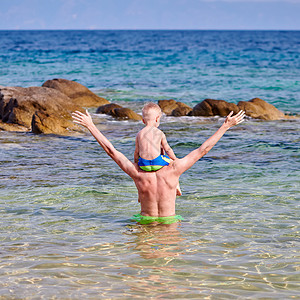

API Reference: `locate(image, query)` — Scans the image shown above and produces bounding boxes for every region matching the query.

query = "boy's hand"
[224,110,245,129]
[72,110,94,128]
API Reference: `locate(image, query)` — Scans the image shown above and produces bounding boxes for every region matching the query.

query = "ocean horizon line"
[1,28,300,32]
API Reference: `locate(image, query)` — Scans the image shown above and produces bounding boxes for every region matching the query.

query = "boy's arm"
[161,133,177,160]
[72,110,139,179]
[134,135,139,163]
[174,110,245,175]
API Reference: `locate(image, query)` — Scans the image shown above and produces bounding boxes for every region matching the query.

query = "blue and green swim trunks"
[132,213,183,225]
[138,155,171,172]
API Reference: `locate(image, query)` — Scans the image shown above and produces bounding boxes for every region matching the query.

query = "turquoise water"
[0,31,300,298]
[1,30,300,113]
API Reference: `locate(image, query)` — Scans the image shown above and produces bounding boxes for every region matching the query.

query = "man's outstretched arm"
[174,110,245,175]
[72,110,138,179]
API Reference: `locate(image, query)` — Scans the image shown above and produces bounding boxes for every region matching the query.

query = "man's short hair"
[142,102,162,121]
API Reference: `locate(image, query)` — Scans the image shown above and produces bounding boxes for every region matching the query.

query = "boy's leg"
[167,156,182,196]
[176,183,182,196]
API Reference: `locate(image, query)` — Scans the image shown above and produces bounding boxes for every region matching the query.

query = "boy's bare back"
[136,126,164,160]
[134,102,176,164]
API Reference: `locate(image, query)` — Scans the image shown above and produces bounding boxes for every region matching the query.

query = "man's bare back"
[72,109,245,218]
[132,160,179,217]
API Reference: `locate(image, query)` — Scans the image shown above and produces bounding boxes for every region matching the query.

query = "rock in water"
[96,103,122,114]
[0,120,29,132]
[42,78,109,107]
[237,98,285,120]
[190,99,239,117]
[0,86,83,135]
[96,103,142,121]
[110,107,142,121]
[158,99,192,116]
[171,102,193,117]
[31,110,79,135]
[158,100,178,115]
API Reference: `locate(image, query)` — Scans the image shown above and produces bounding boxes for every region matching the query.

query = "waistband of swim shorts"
[131,213,183,225]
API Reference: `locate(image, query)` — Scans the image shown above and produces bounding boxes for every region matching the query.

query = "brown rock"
[0,120,29,132]
[171,102,193,116]
[0,86,83,134]
[158,99,192,116]
[0,86,79,127]
[31,110,81,135]
[158,100,178,115]
[237,98,285,120]
[96,103,122,114]
[42,78,109,107]
[110,107,142,121]
[190,99,239,117]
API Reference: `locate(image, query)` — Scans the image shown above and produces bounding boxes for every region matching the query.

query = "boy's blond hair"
[142,102,162,121]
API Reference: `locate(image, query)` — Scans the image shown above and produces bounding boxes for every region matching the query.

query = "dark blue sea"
[0,31,299,298]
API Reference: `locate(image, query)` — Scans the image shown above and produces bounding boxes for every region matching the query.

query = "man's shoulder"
[167,158,182,173]
[158,160,178,174]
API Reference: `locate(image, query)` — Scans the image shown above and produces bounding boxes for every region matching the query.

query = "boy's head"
[142,102,162,126]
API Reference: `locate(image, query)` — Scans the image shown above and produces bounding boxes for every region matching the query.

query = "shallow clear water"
[1,112,299,298]
[0,30,300,298]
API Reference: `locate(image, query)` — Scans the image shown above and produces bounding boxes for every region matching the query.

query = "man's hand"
[72,109,138,179]
[72,110,94,128]
[223,110,245,129]
[174,110,246,175]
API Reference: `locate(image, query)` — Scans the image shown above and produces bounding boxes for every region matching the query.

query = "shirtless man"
[72,108,245,220]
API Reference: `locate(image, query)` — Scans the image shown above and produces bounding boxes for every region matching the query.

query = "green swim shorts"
[131,213,183,225]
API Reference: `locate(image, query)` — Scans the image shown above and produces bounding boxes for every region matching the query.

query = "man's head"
[142,102,162,126]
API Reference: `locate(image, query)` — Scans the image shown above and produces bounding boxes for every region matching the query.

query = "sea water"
[0,30,299,298]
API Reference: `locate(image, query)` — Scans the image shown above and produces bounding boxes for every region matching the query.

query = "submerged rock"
[158,100,178,115]
[190,98,286,120]
[96,103,142,121]
[171,102,193,117]
[158,99,192,116]
[110,107,142,121]
[237,98,285,120]
[42,78,109,107]
[96,103,122,114]
[190,99,239,117]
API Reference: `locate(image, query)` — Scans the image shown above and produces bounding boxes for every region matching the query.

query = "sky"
[0,0,300,30]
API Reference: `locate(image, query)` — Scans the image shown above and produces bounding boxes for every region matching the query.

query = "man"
[72,108,245,222]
